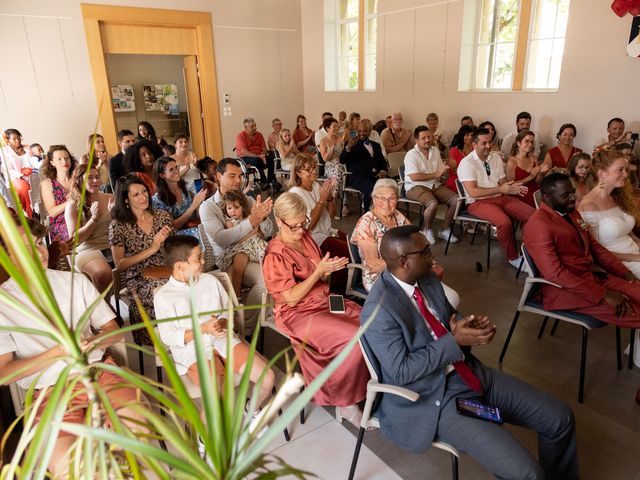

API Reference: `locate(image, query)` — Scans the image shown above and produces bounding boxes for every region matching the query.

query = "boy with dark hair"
[154,234,274,406]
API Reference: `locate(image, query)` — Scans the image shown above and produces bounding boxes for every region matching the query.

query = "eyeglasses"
[400,244,433,259]
[374,195,398,204]
[300,166,318,173]
[280,217,311,232]
[483,162,491,176]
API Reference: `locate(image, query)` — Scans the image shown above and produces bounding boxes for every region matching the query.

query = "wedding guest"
[124,139,161,196]
[501,112,542,160]
[426,112,449,158]
[1,128,33,216]
[506,130,549,208]
[449,116,475,147]
[137,120,166,147]
[29,143,45,170]
[267,118,284,152]
[288,154,348,293]
[152,157,207,239]
[172,133,202,191]
[80,133,112,192]
[478,121,501,154]
[542,123,582,169]
[292,114,316,154]
[381,112,412,154]
[275,129,300,171]
[109,174,174,346]
[262,192,370,428]
[447,125,476,192]
[567,153,595,206]
[65,164,113,293]
[108,129,136,189]
[41,145,77,241]
[318,117,347,215]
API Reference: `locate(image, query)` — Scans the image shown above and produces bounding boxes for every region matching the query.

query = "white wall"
[0,0,304,156]
[300,0,640,151]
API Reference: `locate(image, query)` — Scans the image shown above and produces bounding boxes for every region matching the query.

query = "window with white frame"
[324,0,378,91]
[459,0,571,91]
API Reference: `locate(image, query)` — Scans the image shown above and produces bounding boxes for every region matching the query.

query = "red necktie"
[412,287,483,393]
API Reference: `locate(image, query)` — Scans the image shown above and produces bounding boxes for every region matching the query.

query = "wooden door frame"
[81,3,222,158]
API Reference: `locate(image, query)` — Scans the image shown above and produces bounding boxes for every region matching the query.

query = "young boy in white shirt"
[153,234,274,408]
[0,217,146,477]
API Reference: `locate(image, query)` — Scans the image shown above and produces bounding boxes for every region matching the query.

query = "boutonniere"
[576,219,590,231]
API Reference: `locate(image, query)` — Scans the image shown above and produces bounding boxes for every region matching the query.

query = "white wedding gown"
[581,206,640,367]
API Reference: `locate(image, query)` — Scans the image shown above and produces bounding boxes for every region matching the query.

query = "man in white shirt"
[314,112,334,147]
[458,128,536,269]
[404,126,458,245]
[0,217,144,477]
[500,111,542,160]
[154,234,274,404]
[199,158,274,334]
[593,117,640,156]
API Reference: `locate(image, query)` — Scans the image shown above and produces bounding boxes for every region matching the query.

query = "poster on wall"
[143,84,179,115]
[628,16,640,58]
[111,85,135,112]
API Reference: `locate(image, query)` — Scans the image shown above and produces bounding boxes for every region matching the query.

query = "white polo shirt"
[0,269,115,389]
[456,150,505,203]
[290,183,332,246]
[154,273,240,375]
[403,144,443,191]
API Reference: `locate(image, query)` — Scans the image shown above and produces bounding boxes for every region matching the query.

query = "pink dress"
[548,146,582,169]
[446,147,465,192]
[262,231,368,406]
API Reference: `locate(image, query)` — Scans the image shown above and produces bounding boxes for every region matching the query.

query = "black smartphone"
[456,398,503,424]
[329,294,345,313]
[194,179,203,192]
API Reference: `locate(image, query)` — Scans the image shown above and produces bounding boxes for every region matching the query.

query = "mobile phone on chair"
[329,294,346,313]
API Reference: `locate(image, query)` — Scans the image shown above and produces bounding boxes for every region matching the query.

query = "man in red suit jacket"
[523,172,640,327]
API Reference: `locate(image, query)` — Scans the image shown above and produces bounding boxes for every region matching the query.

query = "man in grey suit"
[361,225,579,479]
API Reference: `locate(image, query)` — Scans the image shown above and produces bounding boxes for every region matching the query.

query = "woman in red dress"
[506,130,549,207]
[262,192,370,428]
[447,125,475,192]
[542,123,582,169]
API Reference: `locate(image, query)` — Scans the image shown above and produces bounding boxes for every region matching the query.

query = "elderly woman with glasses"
[352,178,460,305]
[262,192,370,429]
[288,153,349,292]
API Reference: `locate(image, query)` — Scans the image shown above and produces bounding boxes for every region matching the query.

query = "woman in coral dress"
[262,192,370,428]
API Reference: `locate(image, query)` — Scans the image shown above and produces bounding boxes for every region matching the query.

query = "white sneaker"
[438,228,458,243]
[422,229,436,245]
[508,256,527,273]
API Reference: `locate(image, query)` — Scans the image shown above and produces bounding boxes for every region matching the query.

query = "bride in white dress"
[579,150,640,366]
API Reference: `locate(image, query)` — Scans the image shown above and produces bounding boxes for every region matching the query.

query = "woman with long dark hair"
[40,145,77,241]
[109,174,173,345]
[123,139,162,195]
[152,156,206,239]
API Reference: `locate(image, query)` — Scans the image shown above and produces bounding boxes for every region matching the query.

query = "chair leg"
[629,328,636,370]
[451,453,459,480]
[578,328,588,404]
[157,365,164,384]
[138,349,145,375]
[499,311,521,363]
[616,327,622,371]
[550,319,560,336]
[347,427,366,480]
[470,223,479,244]
[444,222,454,255]
[515,257,524,279]
[537,316,549,339]
[486,232,491,270]
[299,387,306,424]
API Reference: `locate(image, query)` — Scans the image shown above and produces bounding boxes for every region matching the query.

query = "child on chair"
[154,234,274,407]
[215,191,268,297]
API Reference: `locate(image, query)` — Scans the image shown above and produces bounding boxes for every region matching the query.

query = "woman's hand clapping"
[314,252,348,277]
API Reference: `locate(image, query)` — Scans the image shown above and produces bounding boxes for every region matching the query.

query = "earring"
[599,181,606,189]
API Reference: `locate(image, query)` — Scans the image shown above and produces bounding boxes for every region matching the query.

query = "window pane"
[365,54,376,90]
[496,0,519,43]
[491,42,515,88]
[474,44,492,89]
[366,0,378,15]
[365,16,377,90]
[547,38,565,88]
[340,0,359,20]
[338,21,358,89]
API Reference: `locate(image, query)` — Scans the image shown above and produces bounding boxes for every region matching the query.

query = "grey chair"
[345,234,368,303]
[398,165,425,229]
[348,336,460,480]
[499,245,624,403]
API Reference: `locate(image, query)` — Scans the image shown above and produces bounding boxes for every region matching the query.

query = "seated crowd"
[1,109,639,477]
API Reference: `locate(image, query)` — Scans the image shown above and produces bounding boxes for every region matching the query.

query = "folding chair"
[198,224,216,272]
[386,151,405,179]
[345,234,368,303]
[348,336,460,480]
[398,165,426,229]
[499,245,623,403]
[340,171,364,219]
[444,179,495,269]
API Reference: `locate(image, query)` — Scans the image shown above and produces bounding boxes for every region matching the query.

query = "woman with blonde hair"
[275,128,300,172]
[80,133,112,191]
[262,191,370,428]
[65,164,113,293]
[579,149,640,367]
[288,153,349,292]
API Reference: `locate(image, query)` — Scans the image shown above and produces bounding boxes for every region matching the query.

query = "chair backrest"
[398,165,408,196]
[346,233,364,288]
[359,335,381,383]
[454,179,470,215]
[533,189,542,209]
[387,151,405,179]
[198,224,216,272]
[209,270,245,337]
[521,244,540,278]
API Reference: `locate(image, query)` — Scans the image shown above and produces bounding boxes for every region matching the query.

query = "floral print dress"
[108,210,174,345]
[49,178,69,241]
[152,190,200,240]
